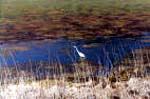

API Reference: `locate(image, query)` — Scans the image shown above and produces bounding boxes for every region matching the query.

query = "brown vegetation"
[0,12,150,43]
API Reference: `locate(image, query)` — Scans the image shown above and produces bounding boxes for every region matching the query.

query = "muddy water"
[0,32,150,78]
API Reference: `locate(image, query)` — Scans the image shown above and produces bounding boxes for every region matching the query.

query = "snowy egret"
[73,46,86,58]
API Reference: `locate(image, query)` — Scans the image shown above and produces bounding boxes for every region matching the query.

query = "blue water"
[0,32,150,76]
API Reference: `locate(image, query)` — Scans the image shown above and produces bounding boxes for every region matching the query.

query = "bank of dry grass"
[0,77,150,99]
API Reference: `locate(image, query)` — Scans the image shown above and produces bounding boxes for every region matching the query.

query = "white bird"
[73,46,86,58]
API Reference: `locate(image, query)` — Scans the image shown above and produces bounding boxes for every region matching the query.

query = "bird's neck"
[75,47,80,53]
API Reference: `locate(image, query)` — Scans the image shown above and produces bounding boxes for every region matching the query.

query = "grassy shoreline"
[1,0,150,18]
[0,12,150,44]
[1,77,150,99]
[0,0,150,43]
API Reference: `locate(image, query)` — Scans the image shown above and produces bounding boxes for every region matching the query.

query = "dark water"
[0,32,150,77]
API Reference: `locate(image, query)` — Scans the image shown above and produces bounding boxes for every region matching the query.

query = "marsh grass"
[1,0,150,19]
[0,48,149,83]
[0,72,150,99]
[0,47,150,98]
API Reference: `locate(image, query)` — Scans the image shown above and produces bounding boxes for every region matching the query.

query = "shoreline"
[1,77,150,99]
[0,12,150,44]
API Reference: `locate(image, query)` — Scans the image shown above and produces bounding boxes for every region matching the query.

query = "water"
[0,32,150,78]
